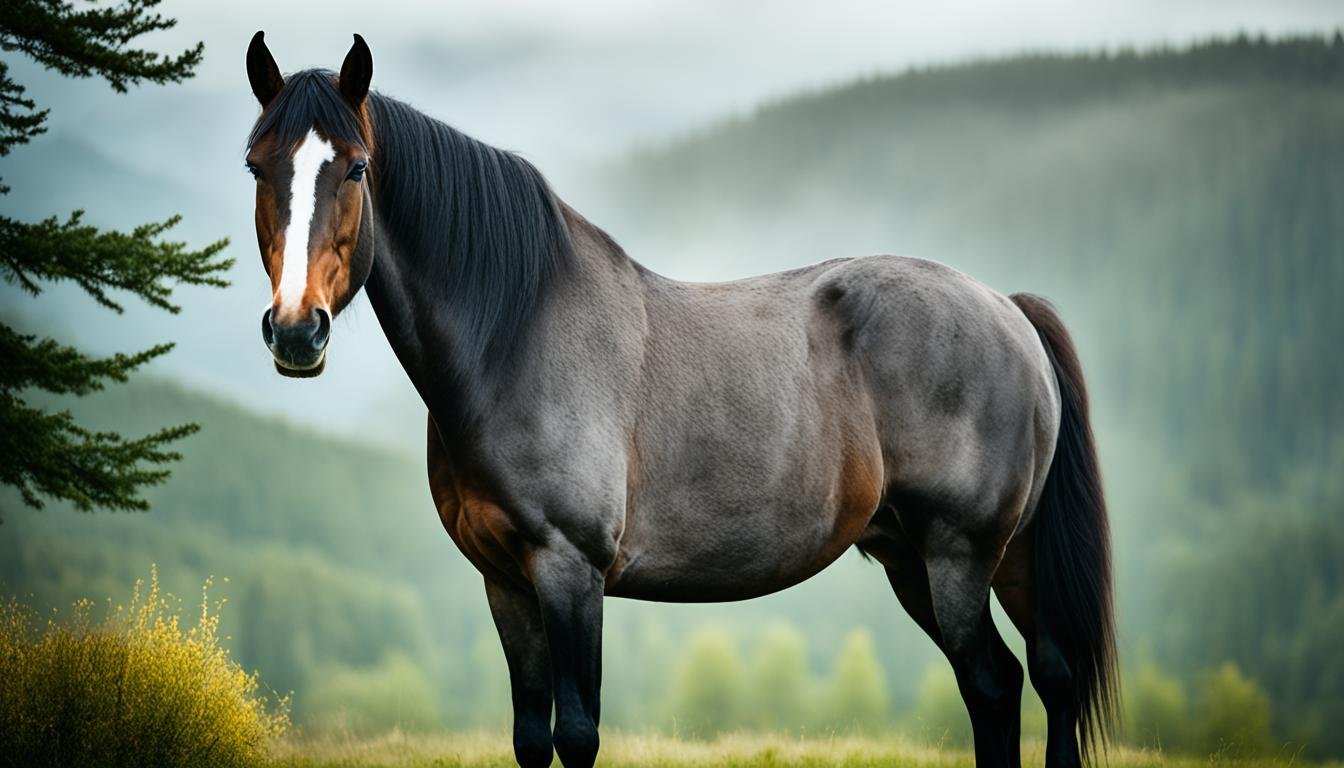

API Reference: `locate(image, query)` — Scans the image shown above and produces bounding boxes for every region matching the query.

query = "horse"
[242,32,1117,768]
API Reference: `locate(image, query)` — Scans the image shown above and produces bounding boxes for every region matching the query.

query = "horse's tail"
[1011,293,1119,760]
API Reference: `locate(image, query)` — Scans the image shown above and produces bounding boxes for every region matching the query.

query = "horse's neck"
[359,110,637,448]
[362,202,617,450]
[361,219,485,437]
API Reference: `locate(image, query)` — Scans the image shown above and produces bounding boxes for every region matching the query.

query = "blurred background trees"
[745,623,810,731]
[668,625,745,736]
[911,664,973,746]
[1125,662,1189,750]
[819,629,890,734]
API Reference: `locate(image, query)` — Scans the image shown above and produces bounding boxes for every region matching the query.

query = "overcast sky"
[6,0,1340,446]
[21,0,1344,182]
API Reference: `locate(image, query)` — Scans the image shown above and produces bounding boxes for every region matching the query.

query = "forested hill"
[594,34,1343,488]
[589,34,1344,751]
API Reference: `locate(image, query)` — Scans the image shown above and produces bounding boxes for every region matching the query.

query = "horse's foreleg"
[529,538,604,768]
[485,579,555,768]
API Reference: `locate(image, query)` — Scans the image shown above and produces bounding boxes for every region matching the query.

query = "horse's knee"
[513,720,554,768]
[976,652,1023,711]
[1029,637,1074,705]
[947,635,1023,713]
[552,717,599,768]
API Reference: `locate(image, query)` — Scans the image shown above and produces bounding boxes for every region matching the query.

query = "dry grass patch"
[0,568,289,768]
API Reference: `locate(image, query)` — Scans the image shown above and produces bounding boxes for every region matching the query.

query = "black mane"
[247,69,573,372]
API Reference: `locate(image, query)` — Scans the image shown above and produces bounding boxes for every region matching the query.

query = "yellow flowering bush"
[0,568,289,767]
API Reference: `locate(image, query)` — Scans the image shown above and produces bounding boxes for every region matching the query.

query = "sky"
[5,0,1341,448]
[23,1,1344,180]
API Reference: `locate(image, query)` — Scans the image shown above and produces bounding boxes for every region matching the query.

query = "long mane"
[247,69,574,372]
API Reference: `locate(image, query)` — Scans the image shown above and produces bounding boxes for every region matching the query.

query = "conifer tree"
[821,628,889,733]
[668,624,744,735]
[1,0,231,513]
[747,622,811,731]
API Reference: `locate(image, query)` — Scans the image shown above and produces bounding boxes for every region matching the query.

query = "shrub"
[745,622,812,731]
[0,568,288,768]
[300,653,441,735]
[818,628,890,734]
[1193,662,1274,757]
[910,662,971,746]
[1125,661,1190,750]
[667,624,744,735]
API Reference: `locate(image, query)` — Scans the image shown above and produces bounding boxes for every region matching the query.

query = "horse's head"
[245,32,375,378]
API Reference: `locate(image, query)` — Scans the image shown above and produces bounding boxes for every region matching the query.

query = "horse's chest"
[435,486,528,582]
[426,432,531,586]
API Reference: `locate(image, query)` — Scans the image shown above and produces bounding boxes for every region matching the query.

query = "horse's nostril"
[264,306,328,370]
[312,307,331,350]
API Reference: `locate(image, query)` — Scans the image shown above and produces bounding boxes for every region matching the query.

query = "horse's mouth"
[273,354,326,379]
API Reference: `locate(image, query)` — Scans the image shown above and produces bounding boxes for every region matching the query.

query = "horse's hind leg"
[925,549,1025,768]
[994,535,1082,768]
[863,522,1023,768]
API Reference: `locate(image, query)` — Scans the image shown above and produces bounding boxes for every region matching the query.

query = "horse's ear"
[339,34,373,108]
[247,31,284,107]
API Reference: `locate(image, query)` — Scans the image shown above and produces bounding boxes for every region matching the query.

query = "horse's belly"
[605,282,885,600]
[605,441,882,602]
[605,505,869,601]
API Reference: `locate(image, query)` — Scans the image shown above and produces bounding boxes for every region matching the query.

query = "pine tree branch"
[0,392,196,512]
[0,0,204,169]
[0,0,223,516]
[0,0,203,93]
[0,323,172,395]
[0,62,48,163]
[0,211,232,313]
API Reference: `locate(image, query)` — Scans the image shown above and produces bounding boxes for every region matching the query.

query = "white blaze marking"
[277,129,335,313]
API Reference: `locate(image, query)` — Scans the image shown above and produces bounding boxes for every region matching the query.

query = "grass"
[270,732,1340,768]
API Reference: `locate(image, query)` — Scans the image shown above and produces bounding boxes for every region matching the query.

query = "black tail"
[1011,293,1119,760]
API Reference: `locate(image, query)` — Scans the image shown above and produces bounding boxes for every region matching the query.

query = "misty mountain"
[592,35,1343,483]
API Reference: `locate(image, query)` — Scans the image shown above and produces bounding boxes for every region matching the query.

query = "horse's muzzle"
[262,306,330,378]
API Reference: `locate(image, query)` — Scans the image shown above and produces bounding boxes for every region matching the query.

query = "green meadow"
[271,734,1336,768]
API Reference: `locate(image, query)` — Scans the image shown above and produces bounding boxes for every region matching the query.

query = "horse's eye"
[245,162,261,180]
[347,160,367,182]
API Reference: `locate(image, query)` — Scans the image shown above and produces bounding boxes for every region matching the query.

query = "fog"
[4,0,1339,445]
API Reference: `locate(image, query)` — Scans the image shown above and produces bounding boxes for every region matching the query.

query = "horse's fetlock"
[514,721,554,768]
[552,717,599,768]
